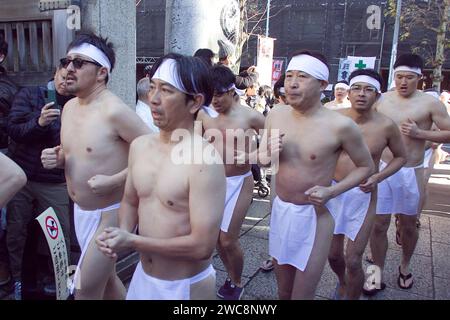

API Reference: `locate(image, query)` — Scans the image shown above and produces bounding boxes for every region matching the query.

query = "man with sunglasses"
[368,54,450,293]
[197,65,265,300]
[328,69,406,299]
[41,32,150,300]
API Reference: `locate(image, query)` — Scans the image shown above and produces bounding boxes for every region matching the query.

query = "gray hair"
[137,77,150,101]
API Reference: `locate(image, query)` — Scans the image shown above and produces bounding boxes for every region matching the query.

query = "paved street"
[214,162,450,300]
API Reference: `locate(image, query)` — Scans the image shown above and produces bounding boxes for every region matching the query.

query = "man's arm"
[330,120,375,196]
[360,120,406,192]
[402,100,450,143]
[0,153,26,207]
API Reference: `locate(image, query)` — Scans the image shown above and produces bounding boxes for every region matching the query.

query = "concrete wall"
[81,0,136,108]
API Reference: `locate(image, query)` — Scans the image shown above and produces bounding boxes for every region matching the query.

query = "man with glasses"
[369,54,450,294]
[41,32,150,300]
[197,65,265,300]
[327,69,406,299]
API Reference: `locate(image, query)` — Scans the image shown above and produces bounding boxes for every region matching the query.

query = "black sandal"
[397,266,414,289]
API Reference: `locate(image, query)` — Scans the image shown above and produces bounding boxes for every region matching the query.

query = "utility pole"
[388,0,402,88]
[265,0,271,37]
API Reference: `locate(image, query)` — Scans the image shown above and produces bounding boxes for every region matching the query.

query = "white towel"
[70,202,120,293]
[221,171,252,232]
[126,262,215,300]
[269,196,338,271]
[377,162,421,216]
[332,183,371,241]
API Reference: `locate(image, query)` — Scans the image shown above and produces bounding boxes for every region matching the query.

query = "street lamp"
[265,0,271,37]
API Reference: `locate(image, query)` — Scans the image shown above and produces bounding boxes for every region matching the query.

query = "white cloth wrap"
[376,161,422,215]
[68,43,112,75]
[349,75,381,92]
[126,262,215,300]
[286,54,329,81]
[269,196,339,271]
[394,66,422,76]
[220,171,253,232]
[423,148,433,169]
[331,182,371,241]
[71,202,120,294]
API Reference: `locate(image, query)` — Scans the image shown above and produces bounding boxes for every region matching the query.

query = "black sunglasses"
[59,57,102,69]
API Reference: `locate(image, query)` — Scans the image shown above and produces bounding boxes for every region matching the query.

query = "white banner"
[257,36,275,87]
[338,56,376,81]
[36,207,70,300]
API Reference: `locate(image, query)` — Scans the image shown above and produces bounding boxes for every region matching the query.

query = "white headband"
[225,84,245,96]
[68,43,111,75]
[394,66,422,76]
[287,54,329,81]
[349,75,381,92]
[152,58,190,94]
[279,87,285,94]
[335,83,350,90]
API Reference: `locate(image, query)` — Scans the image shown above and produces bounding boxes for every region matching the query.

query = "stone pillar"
[80,0,136,108]
[165,0,239,57]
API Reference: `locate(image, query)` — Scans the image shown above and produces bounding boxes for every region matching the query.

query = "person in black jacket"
[6,65,73,299]
[0,35,18,151]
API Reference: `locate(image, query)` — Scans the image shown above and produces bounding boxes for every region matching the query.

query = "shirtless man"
[327,69,406,300]
[41,32,150,300]
[261,50,374,300]
[369,54,450,293]
[324,81,351,110]
[197,65,265,300]
[96,53,226,300]
[0,154,26,207]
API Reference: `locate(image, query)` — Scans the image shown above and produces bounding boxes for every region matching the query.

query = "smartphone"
[44,89,59,109]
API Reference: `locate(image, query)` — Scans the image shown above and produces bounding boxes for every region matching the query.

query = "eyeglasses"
[59,57,102,69]
[349,85,378,94]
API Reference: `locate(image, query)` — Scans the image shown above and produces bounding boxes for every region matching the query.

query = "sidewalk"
[213,163,450,300]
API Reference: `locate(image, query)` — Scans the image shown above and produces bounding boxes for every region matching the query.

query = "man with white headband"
[371,53,450,293]
[324,81,351,110]
[327,69,406,299]
[41,32,150,300]
[197,65,265,300]
[96,53,226,300]
[258,50,374,299]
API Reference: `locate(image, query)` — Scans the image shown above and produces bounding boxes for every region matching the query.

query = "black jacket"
[0,68,19,148]
[7,85,72,183]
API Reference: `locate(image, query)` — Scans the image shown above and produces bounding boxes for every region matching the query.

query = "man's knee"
[372,218,390,235]
[345,253,362,274]
[328,250,344,265]
[218,232,237,250]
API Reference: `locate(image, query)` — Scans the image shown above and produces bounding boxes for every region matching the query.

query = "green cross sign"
[355,60,367,69]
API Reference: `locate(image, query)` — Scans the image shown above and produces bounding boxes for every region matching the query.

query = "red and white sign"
[45,216,59,240]
[272,59,284,87]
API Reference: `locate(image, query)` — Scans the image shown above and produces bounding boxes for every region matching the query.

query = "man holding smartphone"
[5,64,73,300]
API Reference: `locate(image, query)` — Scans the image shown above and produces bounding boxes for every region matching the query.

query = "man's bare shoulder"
[130,133,158,152]
[373,111,398,131]
[102,90,134,116]
[323,101,336,108]
[323,107,359,132]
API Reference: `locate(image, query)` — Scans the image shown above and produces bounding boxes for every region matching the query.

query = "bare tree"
[234,0,290,71]
[387,0,449,91]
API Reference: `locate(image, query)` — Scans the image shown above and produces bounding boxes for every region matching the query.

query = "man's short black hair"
[67,31,115,83]
[273,74,285,99]
[394,53,424,71]
[210,65,236,94]
[348,69,383,89]
[290,49,330,72]
[194,48,215,68]
[0,34,8,57]
[149,53,214,106]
